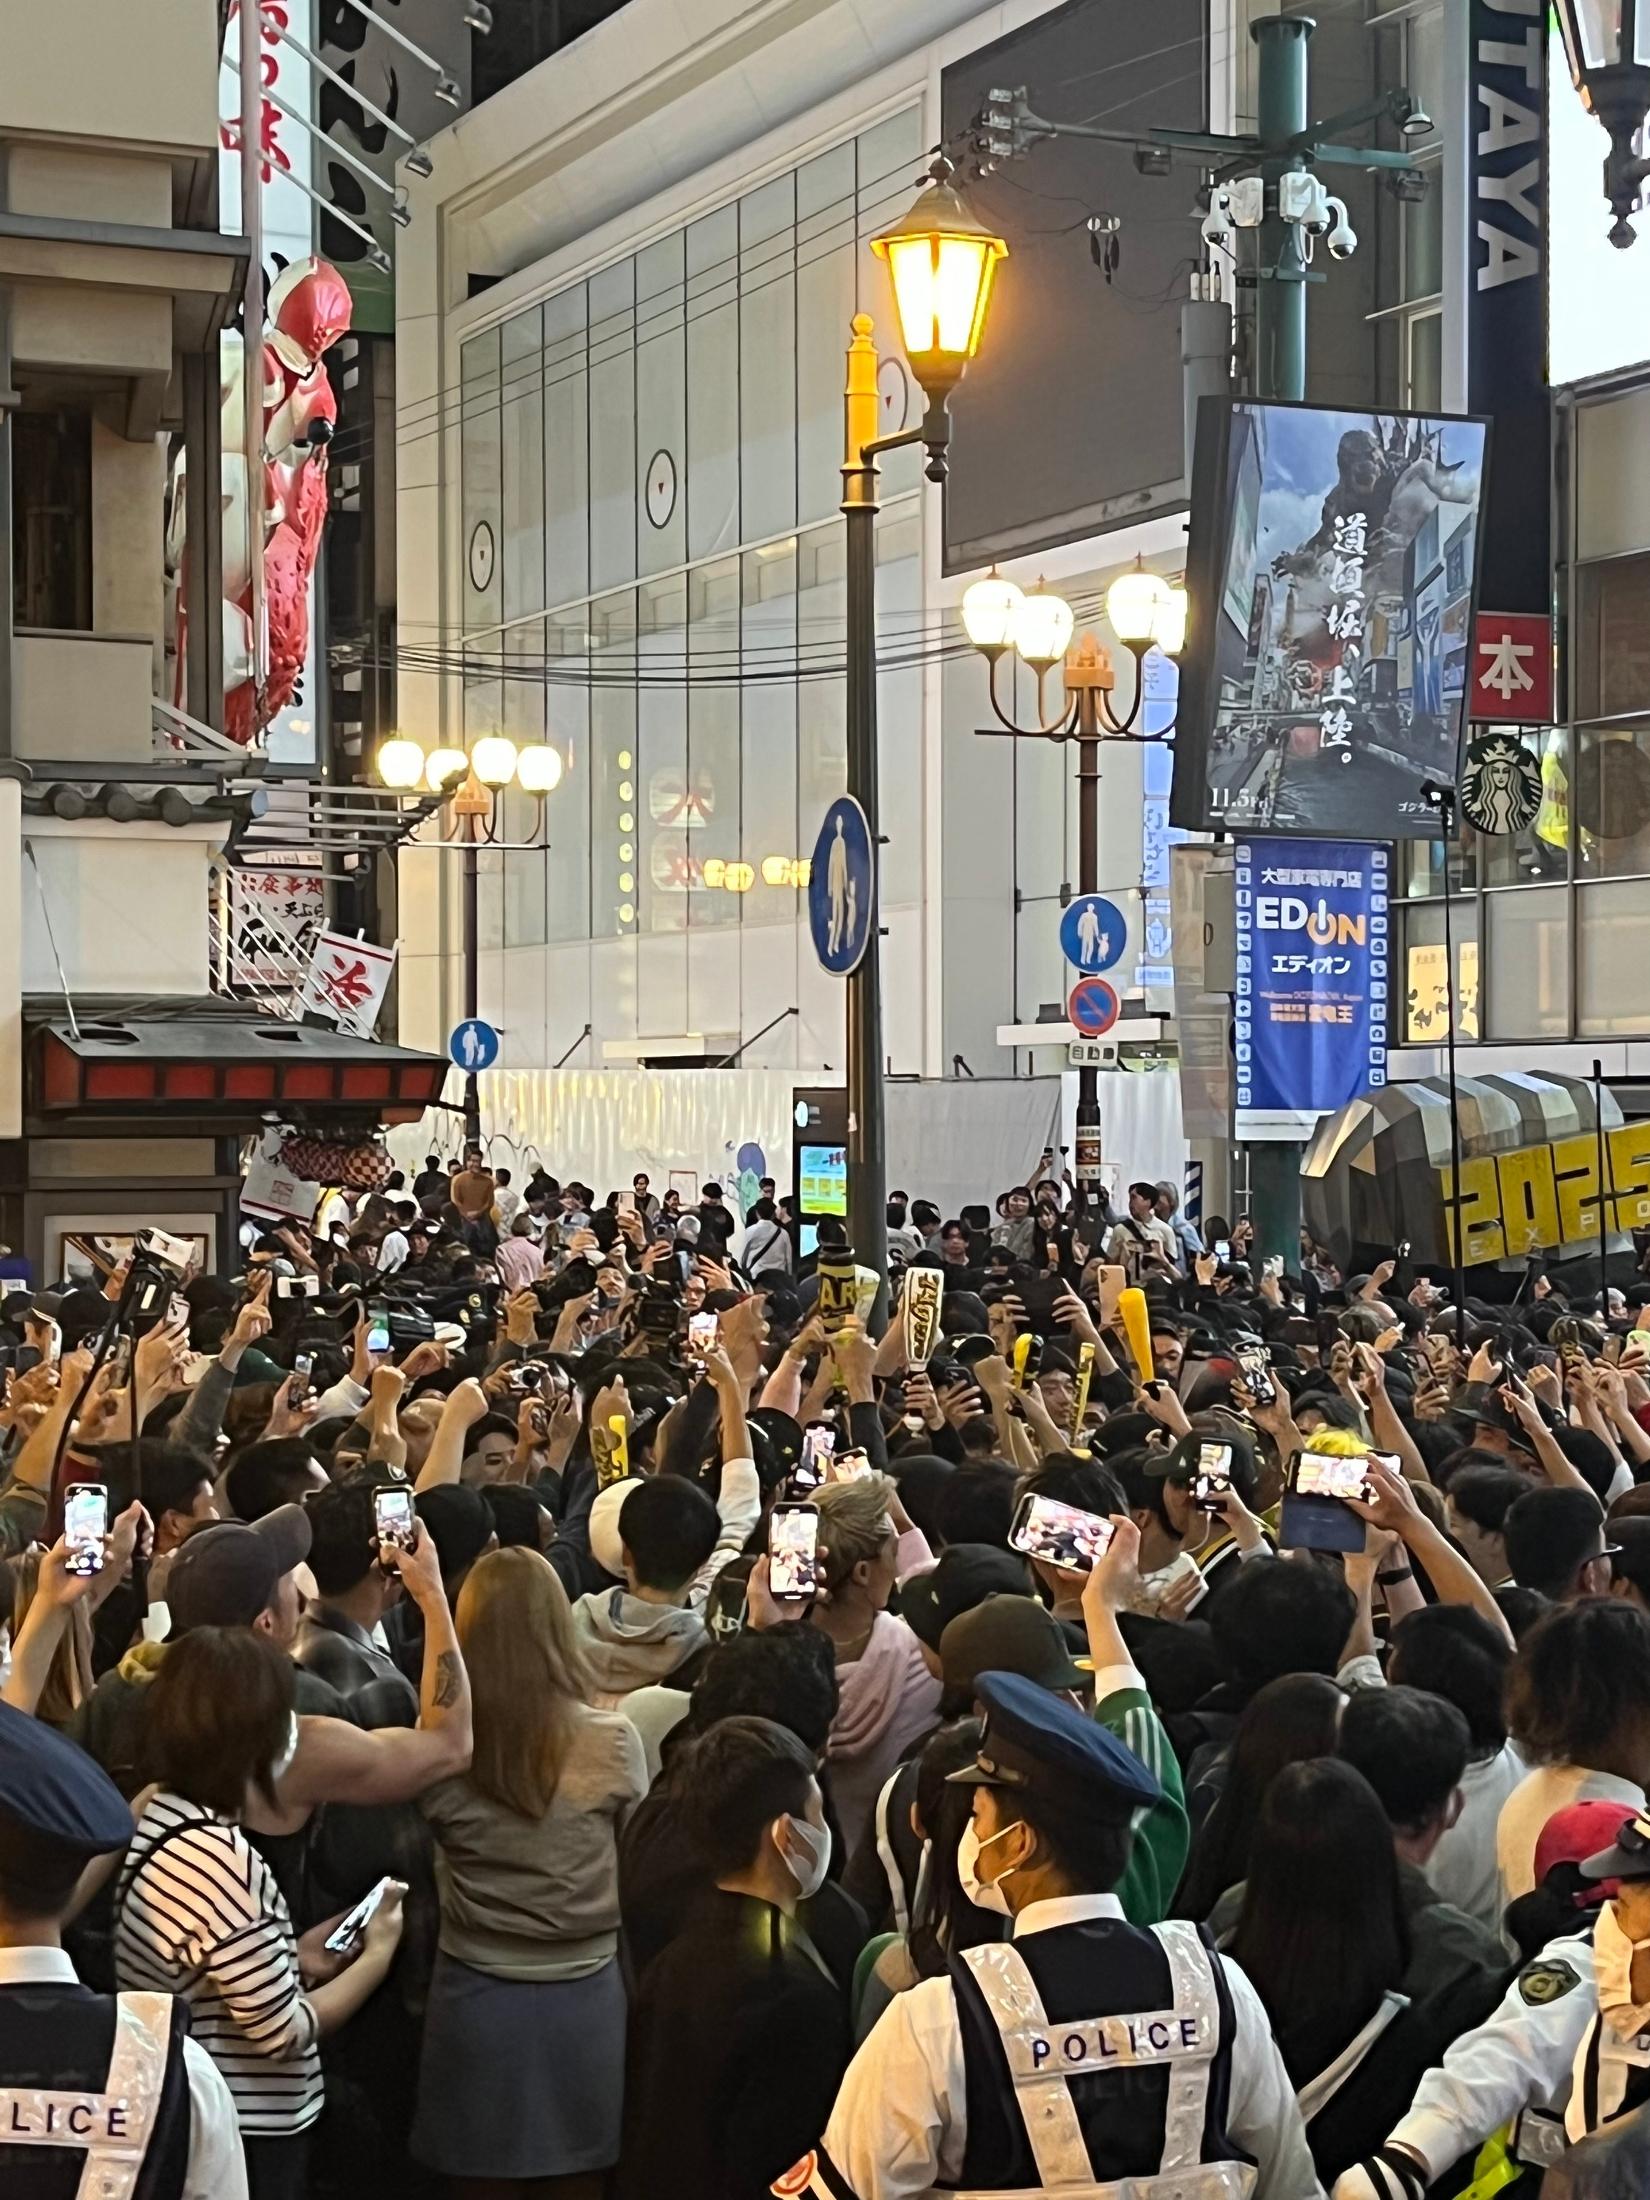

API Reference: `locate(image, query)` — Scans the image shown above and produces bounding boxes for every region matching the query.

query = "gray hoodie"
[572,1587,708,1706]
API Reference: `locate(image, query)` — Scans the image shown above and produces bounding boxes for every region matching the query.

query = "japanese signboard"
[1235,840,1389,1141]
[1174,400,1490,840]
[300,931,396,1039]
[1469,612,1552,724]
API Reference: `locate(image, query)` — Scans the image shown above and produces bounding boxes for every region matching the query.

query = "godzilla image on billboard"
[1172,400,1490,840]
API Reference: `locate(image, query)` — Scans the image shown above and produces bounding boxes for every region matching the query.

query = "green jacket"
[1094,1675,1189,1926]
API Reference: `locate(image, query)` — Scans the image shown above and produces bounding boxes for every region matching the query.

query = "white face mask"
[0,1623,11,1693]
[958,1819,1028,1916]
[776,1813,831,1902]
[1595,1902,1650,2040]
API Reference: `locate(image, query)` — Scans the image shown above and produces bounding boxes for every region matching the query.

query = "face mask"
[270,1712,301,1786]
[1595,1902,1650,2040]
[0,1623,11,1693]
[958,1818,1028,1916]
[776,1814,831,1902]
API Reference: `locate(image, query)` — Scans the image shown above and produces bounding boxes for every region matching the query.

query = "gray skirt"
[411,1950,627,2178]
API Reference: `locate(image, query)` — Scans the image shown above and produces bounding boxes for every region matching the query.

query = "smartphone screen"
[1213,1239,1231,1261]
[293,1351,315,1398]
[686,1311,718,1361]
[769,1503,820,1598]
[374,1487,417,1550]
[616,1190,636,1216]
[324,1876,392,1955]
[798,1424,836,1485]
[1295,1451,1372,1504]
[366,1308,392,1356]
[1238,1347,1276,1406]
[1192,1441,1234,1506]
[1008,1492,1115,1571]
[64,1483,108,1577]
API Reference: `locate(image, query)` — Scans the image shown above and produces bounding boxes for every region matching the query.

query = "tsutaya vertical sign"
[1467,0,1548,614]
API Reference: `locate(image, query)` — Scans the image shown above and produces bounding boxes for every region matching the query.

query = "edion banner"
[1235,839,1388,1142]
[1173,399,1490,840]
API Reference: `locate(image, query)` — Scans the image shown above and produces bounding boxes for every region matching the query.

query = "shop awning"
[29,1010,446,1126]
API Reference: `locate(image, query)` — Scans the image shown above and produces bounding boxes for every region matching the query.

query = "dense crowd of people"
[8,1145,1650,2198]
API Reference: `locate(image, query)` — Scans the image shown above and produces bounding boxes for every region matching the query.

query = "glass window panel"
[797,143,857,526]
[543,285,590,609]
[1403,166,1443,302]
[635,233,686,578]
[637,575,688,934]
[741,540,798,921]
[1401,818,1475,897]
[588,261,637,591]
[589,589,638,939]
[1406,309,1442,411]
[798,521,846,821]
[687,208,739,561]
[502,622,547,948]
[500,308,545,622]
[1486,886,1569,1038]
[1480,726,1571,885]
[688,558,742,930]
[1575,552,1650,722]
[857,114,923,501]
[464,660,505,951]
[876,504,922,906]
[545,611,591,944]
[461,329,501,632]
[1576,721,1650,876]
[740,175,796,542]
[1578,880,1650,1032]
[1400,900,1478,1042]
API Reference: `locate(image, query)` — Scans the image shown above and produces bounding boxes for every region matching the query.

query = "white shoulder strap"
[1148,1921,1222,2178]
[1297,1991,1411,2125]
[84,1993,173,2200]
[959,1942,1094,2190]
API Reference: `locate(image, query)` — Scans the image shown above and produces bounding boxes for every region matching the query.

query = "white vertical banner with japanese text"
[301,932,397,1038]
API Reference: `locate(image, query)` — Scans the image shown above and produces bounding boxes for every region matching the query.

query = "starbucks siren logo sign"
[1460,732,1541,835]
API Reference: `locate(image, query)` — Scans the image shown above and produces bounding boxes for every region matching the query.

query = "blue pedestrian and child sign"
[449,1019,501,1073]
[808,796,876,976]
[1059,894,1128,977]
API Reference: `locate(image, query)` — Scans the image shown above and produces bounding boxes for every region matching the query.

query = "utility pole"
[975,22,1429,1269]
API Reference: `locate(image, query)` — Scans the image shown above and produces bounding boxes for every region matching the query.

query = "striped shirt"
[115,1791,323,2136]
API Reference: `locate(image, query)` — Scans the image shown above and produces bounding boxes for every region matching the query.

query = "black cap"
[945,1670,1161,1812]
[0,1699,135,1856]
[939,1595,1084,1695]
[415,1485,494,1578]
[168,1506,312,1631]
[902,1545,1029,1653]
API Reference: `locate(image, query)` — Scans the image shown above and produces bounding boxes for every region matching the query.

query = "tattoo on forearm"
[432,1650,463,1709]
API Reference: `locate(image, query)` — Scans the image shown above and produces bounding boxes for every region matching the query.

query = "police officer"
[792,1670,1321,2200]
[1329,1803,1650,2200]
[0,1699,246,2200]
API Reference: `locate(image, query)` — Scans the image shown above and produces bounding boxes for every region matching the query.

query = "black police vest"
[0,1982,192,2200]
[947,1916,1248,2192]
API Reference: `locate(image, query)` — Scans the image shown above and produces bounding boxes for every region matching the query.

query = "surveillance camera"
[1201,185,1234,251]
[1324,196,1357,260]
[1279,171,1329,233]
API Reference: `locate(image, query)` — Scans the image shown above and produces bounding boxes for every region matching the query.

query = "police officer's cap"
[0,1700,133,1856]
[1580,1808,1650,1887]
[946,1669,1161,1814]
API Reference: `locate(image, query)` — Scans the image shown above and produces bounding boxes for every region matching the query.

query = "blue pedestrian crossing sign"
[1060,894,1128,977]
[809,795,876,976]
[449,1019,500,1073]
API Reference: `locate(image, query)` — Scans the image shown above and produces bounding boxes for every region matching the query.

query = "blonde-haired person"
[411,1545,647,2196]
[810,1471,940,1862]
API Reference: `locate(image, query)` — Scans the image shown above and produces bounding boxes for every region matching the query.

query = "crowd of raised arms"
[11,1141,1650,2200]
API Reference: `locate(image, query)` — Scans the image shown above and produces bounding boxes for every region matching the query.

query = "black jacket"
[294,1606,418,1726]
[615,1891,848,2200]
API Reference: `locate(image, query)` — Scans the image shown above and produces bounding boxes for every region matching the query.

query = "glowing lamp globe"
[470,737,519,790]
[425,747,469,793]
[515,744,564,795]
[1010,585,1075,671]
[375,738,424,790]
[962,571,1025,657]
